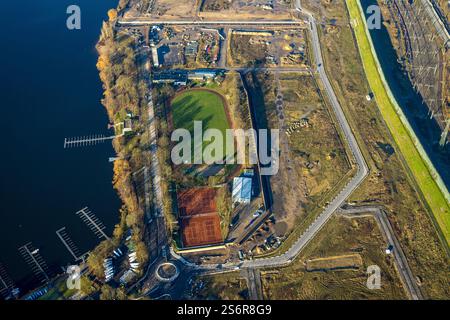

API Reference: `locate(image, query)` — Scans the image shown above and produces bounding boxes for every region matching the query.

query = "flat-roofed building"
[152,71,188,86]
[185,41,199,57]
[232,176,252,204]
[151,46,159,67]
[188,69,217,81]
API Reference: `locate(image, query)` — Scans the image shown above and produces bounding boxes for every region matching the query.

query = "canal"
[0,0,120,292]
[360,0,450,188]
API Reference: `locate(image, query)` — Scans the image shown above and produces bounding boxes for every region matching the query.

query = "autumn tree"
[87,240,114,278]
[100,284,116,300]
[118,0,130,11]
[107,9,118,21]
[80,276,98,296]
[135,240,149,267]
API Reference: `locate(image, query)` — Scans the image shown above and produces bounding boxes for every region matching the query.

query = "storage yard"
[150,26,223,68]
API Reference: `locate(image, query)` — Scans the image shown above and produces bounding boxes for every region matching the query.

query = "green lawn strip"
[346,0,450,244]
[171,89,231,161]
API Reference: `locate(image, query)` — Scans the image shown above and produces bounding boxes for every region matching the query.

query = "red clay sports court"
[177,188,223,247]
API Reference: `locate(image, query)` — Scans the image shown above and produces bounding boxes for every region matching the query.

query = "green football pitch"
[171,89,231,162]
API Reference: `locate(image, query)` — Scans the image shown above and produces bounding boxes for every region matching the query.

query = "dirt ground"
[194,215,407,300]
[244,71,351,235]
[125,0,198,19]
[192,272,249,300]
[200,0,293,19]
[229,34,269,67]
[228,29,308,67]
[261,215,407,300]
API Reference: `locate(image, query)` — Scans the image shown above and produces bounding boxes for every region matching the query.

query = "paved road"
[338,205,423,300]
[243,268,263,300]
[237,4,369,269]
[118,19,305,26]
[133,2,369,290]
[165,2,368,273]
[426,0,450,46]
[126,47,169,294]
[229,66,310,73]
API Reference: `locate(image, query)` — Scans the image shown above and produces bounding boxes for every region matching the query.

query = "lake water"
[0,0,120,291]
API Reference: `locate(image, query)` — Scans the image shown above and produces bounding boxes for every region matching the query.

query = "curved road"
[132,2,425,301]
[239,5,369,269]
[169,5,369,273]
[142,1,371,293]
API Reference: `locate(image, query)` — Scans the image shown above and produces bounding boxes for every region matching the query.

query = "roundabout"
[155,262,179,282]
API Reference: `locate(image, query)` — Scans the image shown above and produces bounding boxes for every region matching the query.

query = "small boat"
[31,249,39,255]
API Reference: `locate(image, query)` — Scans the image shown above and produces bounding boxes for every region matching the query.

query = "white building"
[151,46,159,67]
[232,176,252,204]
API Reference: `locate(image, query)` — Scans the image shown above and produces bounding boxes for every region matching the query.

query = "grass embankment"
[346,0,450,245]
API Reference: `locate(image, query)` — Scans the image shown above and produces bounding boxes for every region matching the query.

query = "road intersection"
[128,1,424,301]
[338,205,423,300]
[186,4,369,272]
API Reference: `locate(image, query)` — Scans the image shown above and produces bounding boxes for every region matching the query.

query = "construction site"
[200,0,293,19]
[228,29,309,67]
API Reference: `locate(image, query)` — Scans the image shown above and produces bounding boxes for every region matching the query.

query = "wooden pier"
[76,207,110,240]
[56,227,83,261]
[63,134,115,148]
[18,242,50,283]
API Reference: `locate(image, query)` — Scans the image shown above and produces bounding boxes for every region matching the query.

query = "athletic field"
[171,89,231,161]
